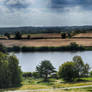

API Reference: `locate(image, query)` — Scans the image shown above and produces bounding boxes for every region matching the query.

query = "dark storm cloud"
[50,0,92,10]
[4,0,30,10]
[2,0,92,11]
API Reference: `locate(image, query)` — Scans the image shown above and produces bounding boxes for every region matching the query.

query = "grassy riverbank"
[7,45,92,52]
[7,42,85,52]
[1,77,92,91]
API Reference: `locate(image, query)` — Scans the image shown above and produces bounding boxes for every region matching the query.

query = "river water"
[15,51,92,72]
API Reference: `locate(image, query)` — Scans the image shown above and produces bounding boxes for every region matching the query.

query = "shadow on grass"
[59,78,92,84]
[36,79,55,86]
[0,84,23,92]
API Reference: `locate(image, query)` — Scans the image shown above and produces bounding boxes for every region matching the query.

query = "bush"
[32,72,40,78]
[50,72,58,79]
[0,44,7,53]
[23,72,32,78]
[90,71,92,77]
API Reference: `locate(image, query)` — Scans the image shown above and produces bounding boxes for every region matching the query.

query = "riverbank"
[7,44,92,52]
[7,44,85,52]
[0,38,92,52]
[1,77,92,92]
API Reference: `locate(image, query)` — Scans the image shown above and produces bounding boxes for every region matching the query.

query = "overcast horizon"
[0,0,92,27]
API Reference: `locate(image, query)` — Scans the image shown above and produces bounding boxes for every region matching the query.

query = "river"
[15,51,92,72]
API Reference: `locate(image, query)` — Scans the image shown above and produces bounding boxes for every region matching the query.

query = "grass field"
[1,77,92,91]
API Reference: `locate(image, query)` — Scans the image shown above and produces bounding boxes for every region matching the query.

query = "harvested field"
[73,33,92,38]
[0,38,92,47]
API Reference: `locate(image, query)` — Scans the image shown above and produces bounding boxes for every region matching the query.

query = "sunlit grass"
[1,77,92,91]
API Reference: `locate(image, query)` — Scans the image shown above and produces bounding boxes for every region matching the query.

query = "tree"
[8,55,22,86]
[0,44,7,53]
[27,34,31,39]
[4,33,10,39]
[83,63,90,77]
[90,71,92,77]
[0,52,22,88]
[73,56,84,78]
[68,33,72,38]
[36,60,55,81]
[0,53,9,88]
[15,32,22,39]
[58,61,77,82]
[61,32,66,39]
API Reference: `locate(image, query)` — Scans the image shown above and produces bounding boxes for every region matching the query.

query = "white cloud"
[0,0,92,27]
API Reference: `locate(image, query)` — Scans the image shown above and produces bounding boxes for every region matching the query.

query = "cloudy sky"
[0,0,92,27]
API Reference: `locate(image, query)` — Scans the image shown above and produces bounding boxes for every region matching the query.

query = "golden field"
[1,33,92,47]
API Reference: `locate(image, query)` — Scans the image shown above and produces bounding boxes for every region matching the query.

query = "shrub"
[0,44,7,53]
[32,72,40,78]
[23,72,32,78]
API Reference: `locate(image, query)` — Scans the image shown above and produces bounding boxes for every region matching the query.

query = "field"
[73,33,92,38]
[1,33,92,47]
[1,38,92,47]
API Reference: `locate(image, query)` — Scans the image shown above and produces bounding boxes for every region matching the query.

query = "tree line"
[4,32,73,40]
[4,32,31,40]
[23,56,90,82]
[0,51,91,89]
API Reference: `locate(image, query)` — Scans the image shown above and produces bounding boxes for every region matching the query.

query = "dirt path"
[6,85,92,92]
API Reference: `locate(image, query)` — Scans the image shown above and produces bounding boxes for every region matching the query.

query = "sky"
[0,0,92,27]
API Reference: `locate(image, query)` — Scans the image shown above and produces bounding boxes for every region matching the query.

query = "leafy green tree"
[36,60,55,81]
[0,53,9,88]
[58,61,77,82]
[73,56,84,78]
[83,63,90,77]
[8,55,22,86]
[0,52,22,88]
[90,71,92,77]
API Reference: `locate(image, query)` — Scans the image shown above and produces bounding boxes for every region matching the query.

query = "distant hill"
[0,26,92,34]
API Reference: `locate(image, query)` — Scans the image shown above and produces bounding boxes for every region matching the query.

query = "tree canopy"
[0,52,22,88]
[36,60,56,81]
